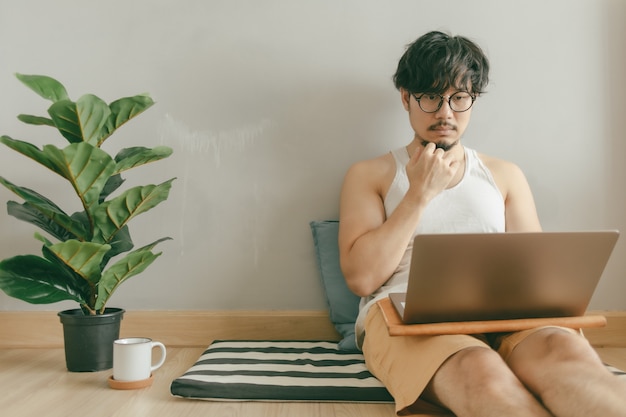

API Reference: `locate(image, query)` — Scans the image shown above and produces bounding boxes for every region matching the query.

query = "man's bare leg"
[423,346,553,417]
[506,328,626,417]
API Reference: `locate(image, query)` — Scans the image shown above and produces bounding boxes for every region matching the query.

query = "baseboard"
[0,310,624,349]
[0,310,341,349]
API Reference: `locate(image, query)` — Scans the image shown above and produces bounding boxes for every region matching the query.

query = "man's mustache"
[428,121,457,131]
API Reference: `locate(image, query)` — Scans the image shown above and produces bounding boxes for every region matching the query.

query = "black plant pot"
[58,308,125,372]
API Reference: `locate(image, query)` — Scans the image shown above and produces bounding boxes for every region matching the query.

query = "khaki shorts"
[362,302,579,416]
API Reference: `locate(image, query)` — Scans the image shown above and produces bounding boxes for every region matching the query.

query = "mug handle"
[150,341,167,372]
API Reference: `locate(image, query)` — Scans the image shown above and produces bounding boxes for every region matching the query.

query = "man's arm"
[338,144,461,297]
[338,156,420,297]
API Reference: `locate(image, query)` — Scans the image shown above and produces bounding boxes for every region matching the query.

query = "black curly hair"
[393,31,490,96]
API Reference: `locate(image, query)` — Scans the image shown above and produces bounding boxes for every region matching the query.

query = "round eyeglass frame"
[411,91,476,113]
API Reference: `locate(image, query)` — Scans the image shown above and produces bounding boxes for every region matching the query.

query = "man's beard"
[420,122,459,152]
[420,139,459,152]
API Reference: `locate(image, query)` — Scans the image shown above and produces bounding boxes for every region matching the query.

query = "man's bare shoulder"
[477,152,525,179]
[344,152,396,183]
[341,151,398,202]
[477,151,531,202]
[476,152,541,230]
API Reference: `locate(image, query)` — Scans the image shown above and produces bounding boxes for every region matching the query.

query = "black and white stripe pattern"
[170,340,393,402]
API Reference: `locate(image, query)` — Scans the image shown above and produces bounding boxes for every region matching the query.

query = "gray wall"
[1,0,625,312]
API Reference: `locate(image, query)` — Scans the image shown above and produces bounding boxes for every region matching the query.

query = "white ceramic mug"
[113,337,167,382]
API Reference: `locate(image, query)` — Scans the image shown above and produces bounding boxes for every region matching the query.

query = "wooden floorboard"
[0,347,398,417]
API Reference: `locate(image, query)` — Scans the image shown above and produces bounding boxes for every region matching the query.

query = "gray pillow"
[310,220,360,351]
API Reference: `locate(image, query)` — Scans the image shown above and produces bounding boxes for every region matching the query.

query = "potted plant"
[0,73,175,371]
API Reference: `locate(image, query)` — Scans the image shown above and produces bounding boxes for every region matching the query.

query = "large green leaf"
[0,177,88,241]
[47,240,111,286]
[95,238,170,312]
[93,178,175,244]
[48,95,111,145]
[39,241,94,298]
[0,136,56,172]
[114,146,173,174]
[99,95,154,146]
[100,225,133,266]
[100,174,124,203]
[0,255,85,305]
[0,140,114,214]
[15,73,69,102]
[7,202,85,242]
[42,142,116,214]
[17,114,55,127]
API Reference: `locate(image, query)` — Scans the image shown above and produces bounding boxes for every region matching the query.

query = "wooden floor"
[1,346,625,417]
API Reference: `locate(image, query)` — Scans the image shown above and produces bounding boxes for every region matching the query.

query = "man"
[338,31,626,417]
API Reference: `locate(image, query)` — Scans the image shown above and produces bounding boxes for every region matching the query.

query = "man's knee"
[425,346,523,408]
[512,328,598,364]
[437,346,512,390]
[506,327,603,388]
[453,346,502,372]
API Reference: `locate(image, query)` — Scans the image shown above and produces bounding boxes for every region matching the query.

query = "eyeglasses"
[411,91,476,113]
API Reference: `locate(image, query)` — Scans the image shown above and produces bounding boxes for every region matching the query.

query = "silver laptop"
[389,231,619,324]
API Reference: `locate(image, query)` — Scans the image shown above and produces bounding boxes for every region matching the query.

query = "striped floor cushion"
[170,340,393,402]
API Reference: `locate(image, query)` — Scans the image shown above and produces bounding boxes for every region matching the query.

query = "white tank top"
[354,146,505,348]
